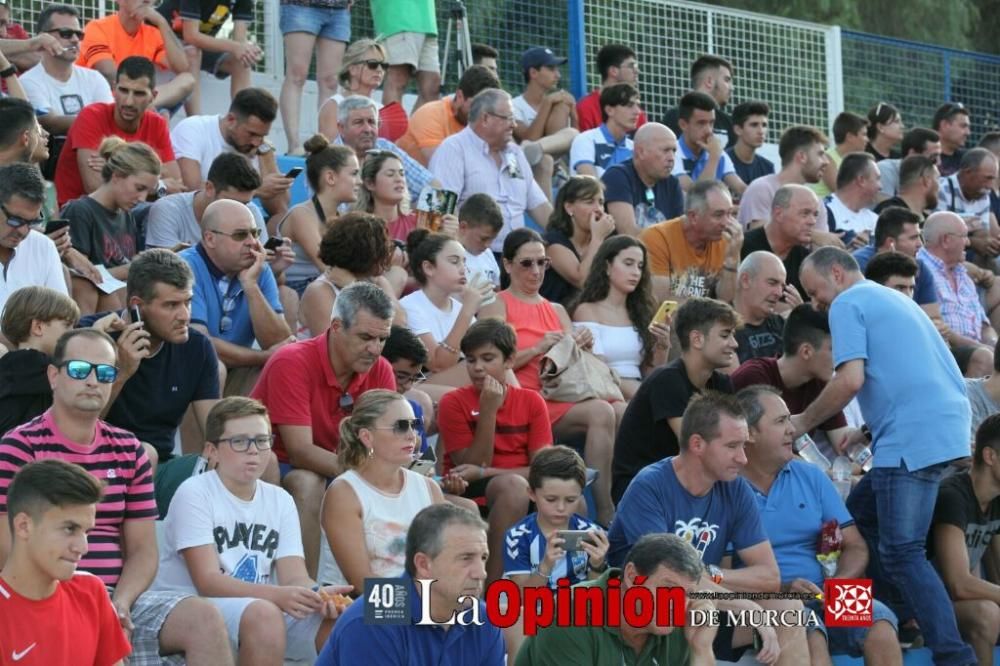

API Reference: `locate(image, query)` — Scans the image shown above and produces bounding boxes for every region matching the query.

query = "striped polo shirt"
[0,409,158,585]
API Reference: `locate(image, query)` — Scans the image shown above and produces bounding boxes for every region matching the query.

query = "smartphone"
[263,236,284,251]
[651,300,679,326]
[128,304,142,325]
[408,459,436,477]
[556,530,595,551]
[284,166,303,180]
[45,218,70,234]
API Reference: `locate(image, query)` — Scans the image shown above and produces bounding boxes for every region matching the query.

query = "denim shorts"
[807,598,899,658]
[279,4,351,42]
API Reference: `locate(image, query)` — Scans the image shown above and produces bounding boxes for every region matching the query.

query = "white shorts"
[210,596,323,662]
[383,32,439,72]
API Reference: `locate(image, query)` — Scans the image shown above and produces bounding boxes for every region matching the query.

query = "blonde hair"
[338,38,388,88]
[337,389,408,470]
[98,136,161,183]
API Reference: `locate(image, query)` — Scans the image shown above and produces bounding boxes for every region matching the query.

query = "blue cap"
[520,47,568,72]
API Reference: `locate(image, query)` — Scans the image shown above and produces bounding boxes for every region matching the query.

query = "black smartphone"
[128,304,142,325]
[284,166,303,180]
[45,218,70,234]
[264,236,284,251]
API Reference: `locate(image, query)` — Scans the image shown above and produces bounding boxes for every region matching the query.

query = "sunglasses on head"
[209,227,261,242]
[46,28,85,39]
[371,418,423,436]
[1,203,43,228]
[60,360,118,383]
[517,257,550,269]
[362,59,388,71]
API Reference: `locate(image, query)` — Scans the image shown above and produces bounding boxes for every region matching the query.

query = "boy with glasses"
[0,327,235,664]
[154,397,351,663]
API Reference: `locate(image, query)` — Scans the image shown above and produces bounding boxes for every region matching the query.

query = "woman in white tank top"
[318,390,445,587]
[571,236,672,399]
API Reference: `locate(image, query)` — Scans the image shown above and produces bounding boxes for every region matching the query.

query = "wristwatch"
[256,140,274,156]
[589,560,609,573]
[707,564,724,585]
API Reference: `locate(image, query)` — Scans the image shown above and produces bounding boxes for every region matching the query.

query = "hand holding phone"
[264,236,285,251]
[556,530,596,551]
[45,218,70,235]
[284,167,303,180]
[128,304,143,326]
[651,300,678,327]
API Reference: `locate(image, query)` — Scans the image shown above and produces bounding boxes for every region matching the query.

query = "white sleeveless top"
[577,321,644,379]
[317,468,434,585]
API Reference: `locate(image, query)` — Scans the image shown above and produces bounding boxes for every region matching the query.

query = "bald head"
[201,199,254,233]
[634,122,674,147]
[739,250,786,281]
[923,211,965,247]
[632,122,678,183]
[772,184,817,214]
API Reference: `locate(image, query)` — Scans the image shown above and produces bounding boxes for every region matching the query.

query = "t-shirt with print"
[607,456,767,567]
[158,0,253,37]
[825,193,878,236]
[601,159,684,231]
[731,356,847,432]
[62,195,139,268]
[639,216,727,297]
[464,247,501,287]
[612,359,733,504]
[0,410,158,585]
[726,147,774,185]
[740,227,810,301]
[155,470,302,593]
[503,512,598,588]
[734,315,784,364]
[438,384,551,474]
[20,64,113,123]
[930,472,1000,573]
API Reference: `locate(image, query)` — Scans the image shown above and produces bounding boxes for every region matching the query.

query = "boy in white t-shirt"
[155,397,351,663]
[456,193,504,287]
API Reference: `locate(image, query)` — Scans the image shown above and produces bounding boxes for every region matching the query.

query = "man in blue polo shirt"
[736,385,901,663]
[796,247,977,666]
[179,199,293,395]
[570,83,638,178]
[317,503,505,665]
[672,91,746,197]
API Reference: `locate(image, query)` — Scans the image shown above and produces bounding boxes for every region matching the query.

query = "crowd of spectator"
[0,1,1000,665]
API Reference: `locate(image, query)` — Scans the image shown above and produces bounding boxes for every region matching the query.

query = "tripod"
[440,0,473,82]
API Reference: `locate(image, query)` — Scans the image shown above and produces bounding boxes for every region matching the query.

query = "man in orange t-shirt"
[397,64,499,166]
[78,0,193,112]
[639,179,743,302]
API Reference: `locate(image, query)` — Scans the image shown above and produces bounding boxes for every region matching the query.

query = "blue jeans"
[846,461,976,665]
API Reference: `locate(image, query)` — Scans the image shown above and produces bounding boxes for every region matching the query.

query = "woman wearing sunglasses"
[571,236,671,400]
[479,228,622,527]
[317,389,448,589]
[866,102,904,162]
[277,134,359,298]
[61,136,160,314]
[318,38,388,141]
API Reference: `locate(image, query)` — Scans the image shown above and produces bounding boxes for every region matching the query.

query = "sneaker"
[522,141,543,167]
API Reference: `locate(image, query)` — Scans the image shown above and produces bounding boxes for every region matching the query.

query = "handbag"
[538,335,624,403]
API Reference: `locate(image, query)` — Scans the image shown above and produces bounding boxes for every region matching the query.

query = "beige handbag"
[539,335,624,403]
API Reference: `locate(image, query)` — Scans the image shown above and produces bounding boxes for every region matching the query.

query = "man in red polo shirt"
[250,281,395,578]
[53,55,183,206]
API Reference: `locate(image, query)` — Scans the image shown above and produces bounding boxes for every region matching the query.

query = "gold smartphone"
[651,300,678,326]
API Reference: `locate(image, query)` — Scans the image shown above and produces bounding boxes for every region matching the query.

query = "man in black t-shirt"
[933,102,971,178]
[733,250,797,366]
[740,184,816,299]
[611,297,737,503]
[726,101,775,186]
[930,413,1000,665]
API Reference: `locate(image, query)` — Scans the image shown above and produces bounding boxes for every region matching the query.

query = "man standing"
[602,122,684,237]
[741,184,819,299]
[0,328,234,664]
[796,246,977,666]
[372,0,440,109]
[431,89,553,253]
[661,55,736,148]
[576,43,647,133]
[934,102,972,178]
[250,282,395,577]
[733,251,796,364]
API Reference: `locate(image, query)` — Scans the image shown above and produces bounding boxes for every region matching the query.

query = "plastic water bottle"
[831,456,853,501]
[846,442,874,472]
[794,434,831,471]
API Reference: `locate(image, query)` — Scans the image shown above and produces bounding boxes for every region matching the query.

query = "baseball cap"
[520,47,568,72]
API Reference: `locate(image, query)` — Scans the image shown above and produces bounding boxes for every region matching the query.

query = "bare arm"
[113,519,158,610]
[528,201,554,230]
[575,163,597,177]
[833,525,868,579]
[607,201,640,237]
[279,423,341,478]
[299,280,338,339]
[320,481,372,592]
[317,98,340,140]
[77,147,104,194]
[933,523,1000,603]
[243,282,292,349]
[177,158,204,191]
[721,540,781,593]
[38,112,76,135]
[146,9,189,73]
[183,543,303,599]
[191,323,271,368]
[513,97,555,143]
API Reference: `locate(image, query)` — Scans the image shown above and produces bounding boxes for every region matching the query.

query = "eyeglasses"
[1,203,44,228]
[487,111,516,124]
[59,360,118,383]
[517,257,550,269]
[362,59,388,71]
[214,434,274,452]
[46,28,85,39]
[393,369,427,387]
[209,227,261,242]
[340,393,354,414]
[370,419,423,436]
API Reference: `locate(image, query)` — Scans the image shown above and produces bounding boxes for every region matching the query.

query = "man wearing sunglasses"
[20,4,112,179]
[181,199,293,396]
[0,327,235,664]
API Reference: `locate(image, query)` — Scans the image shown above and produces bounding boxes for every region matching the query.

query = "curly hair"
[318,212,393,277]
[572,235,656,366]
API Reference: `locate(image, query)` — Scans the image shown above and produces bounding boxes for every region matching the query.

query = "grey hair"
[923,211,964,247]
[624,533,705,581]
[802,246,861,277]
[771,183,815,213]
[468,88,510,124]
[960,147,998,173]
[337,95,379,126]
[405,504,488,576]
[738,250,784,282]
[736,384,783,428]
[331,281,394,329]
[685,179,730,214]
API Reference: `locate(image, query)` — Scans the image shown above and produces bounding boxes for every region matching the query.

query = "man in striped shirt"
[0,328,233,665]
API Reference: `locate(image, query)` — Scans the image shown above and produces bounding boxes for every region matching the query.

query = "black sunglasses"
[362,59,389,71]
[1,203,44,228]
[517,257,550,269]
[46,28,85,39]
